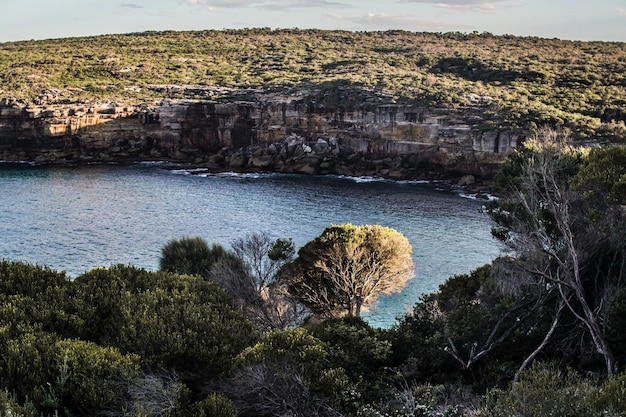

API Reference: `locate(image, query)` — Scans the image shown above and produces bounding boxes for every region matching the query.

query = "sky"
[0,0,625,43]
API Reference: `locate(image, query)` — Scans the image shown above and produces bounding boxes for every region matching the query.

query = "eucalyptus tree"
[211,232,306,330]
[486,129,626,377]
[279,224,414,318]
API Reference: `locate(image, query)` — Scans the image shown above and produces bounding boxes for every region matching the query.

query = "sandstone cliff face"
[0,90,521,183]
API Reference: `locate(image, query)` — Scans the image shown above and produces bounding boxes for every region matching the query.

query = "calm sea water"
[0,163,502,327]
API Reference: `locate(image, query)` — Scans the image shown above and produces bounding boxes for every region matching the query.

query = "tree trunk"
[515,299,564,382]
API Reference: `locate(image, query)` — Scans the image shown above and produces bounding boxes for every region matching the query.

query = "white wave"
[169,168,209,175]
[0,160,37,166]
[334,174,438,186]
[137,160,173,166]
[458,192,498,201]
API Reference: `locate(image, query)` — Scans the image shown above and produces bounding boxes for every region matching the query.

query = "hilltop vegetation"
[1,29,625,139]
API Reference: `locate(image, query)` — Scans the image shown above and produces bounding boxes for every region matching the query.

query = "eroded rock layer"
[0,89,521,183]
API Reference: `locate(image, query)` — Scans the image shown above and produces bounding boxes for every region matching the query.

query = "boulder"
[250,154,275,168]
[458,174,476,186]
[229,152,246,168]
[292,156,321,175]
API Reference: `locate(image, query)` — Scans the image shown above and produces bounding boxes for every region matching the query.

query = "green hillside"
[1,29,625,139]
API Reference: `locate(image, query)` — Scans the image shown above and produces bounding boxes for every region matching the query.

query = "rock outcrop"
[0,88,522,183]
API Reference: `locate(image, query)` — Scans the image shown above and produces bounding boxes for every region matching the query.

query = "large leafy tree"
[279,224,414,317]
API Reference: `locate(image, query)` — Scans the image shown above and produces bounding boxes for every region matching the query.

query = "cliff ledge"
[0,87,521,184]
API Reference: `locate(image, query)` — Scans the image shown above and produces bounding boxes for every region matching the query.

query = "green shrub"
[482,362,597,417]
[0,329,139,416]
[54,339,140,416]
[228,328,349,416]
[183,394,238,417]
[307,316,395,400]
[74,265,256,382]
[0,260,69,298]
[159,237,237,277]
[0,330,59,409]
[0,261,82,339]
[594,372,626,416]
[0,389,36,417]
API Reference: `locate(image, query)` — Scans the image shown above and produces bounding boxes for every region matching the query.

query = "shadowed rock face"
[0,89,522,183]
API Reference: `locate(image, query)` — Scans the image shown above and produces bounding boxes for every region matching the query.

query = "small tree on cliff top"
[279,224,414,317]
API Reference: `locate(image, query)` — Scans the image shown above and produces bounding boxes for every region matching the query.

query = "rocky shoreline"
[0,87,522,188]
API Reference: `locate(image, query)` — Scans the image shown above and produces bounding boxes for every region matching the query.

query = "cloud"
[324,12,344,20]
[182,0,352,11]
[120,3,144,8]
[349,12,473,31]
[619,8,626,17]
[262,0,353,11]
[183,0,255,7]
[401,0,513,12]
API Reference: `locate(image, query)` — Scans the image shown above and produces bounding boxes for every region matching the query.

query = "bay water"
[0,163,502,327]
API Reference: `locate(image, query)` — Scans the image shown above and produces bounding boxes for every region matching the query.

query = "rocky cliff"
[0,87,521,184]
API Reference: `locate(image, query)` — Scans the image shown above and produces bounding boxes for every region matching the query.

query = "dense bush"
[307,316,396,401]
[0,261,256,416]
[387,263,541,390]
[483,363,597,417]
[73,265,256,379]
[594,372,626,416]
[0,328,139,416]
[159,236,237,277]
[222,328,350,416]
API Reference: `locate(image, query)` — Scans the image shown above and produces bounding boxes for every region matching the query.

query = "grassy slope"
[1,29,625,139]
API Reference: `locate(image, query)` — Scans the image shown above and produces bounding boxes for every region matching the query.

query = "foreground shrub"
[74,265,256,382]
[307,316,396,401]
[221,328,349,416]
[0,389,35,417]
[594,372,626,417]
[0,260,82,339]
[183,393,239,417]
[0,330,139,417]
[482,362,597,417]
[55,339,140,416]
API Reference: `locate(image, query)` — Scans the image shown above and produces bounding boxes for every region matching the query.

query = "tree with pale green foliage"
[280,224,414,317]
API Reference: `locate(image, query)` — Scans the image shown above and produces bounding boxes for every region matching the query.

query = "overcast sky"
[1,0,625,43]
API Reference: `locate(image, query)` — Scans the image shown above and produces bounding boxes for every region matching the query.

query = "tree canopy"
[279,224,414,317]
